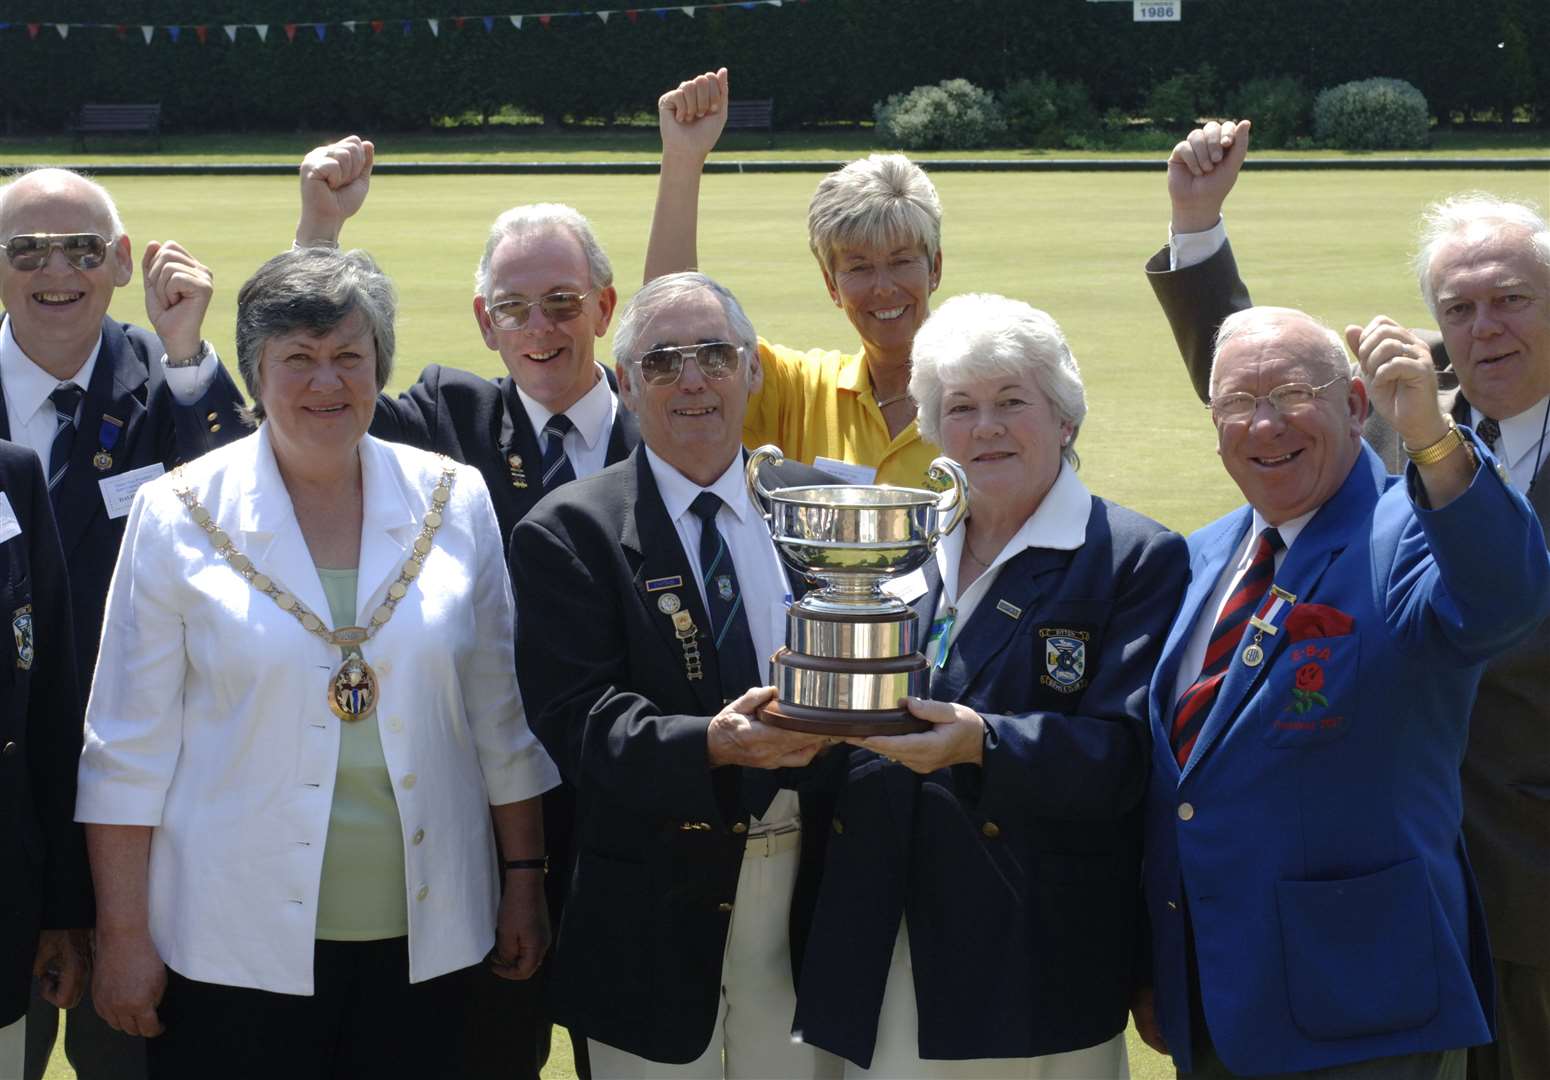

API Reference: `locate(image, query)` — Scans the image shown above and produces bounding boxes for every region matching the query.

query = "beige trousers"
[589,833,843,1080]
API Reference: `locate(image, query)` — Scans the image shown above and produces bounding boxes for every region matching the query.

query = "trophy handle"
[745,444,785,522]
[925,456,969,549]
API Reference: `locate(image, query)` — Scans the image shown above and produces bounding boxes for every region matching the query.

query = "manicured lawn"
[3,125,1546,165]
[31,162,1540,1080]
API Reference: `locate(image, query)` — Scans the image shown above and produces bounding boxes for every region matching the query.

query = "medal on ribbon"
[93,415,124,471]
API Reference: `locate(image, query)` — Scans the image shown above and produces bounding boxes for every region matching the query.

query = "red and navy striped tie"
[1170,527,1283,767]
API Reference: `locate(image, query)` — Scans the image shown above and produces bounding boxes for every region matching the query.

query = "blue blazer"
[1144,441,1550,1075]
[794,496,1187,1067]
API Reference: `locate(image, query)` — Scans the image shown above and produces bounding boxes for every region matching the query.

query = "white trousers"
[589,834,842,1080]
[0,1016,23,1080]
[847,924,1130,1080]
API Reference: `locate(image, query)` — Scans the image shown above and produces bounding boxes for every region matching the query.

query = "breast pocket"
[1261,633,1358,747]
[1024,599,1113,708]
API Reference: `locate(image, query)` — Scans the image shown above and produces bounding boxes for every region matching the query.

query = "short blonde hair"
[807,154,942,271]
[910,293,1086,467]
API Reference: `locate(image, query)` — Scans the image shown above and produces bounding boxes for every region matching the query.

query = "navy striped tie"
[540,414,576,491]
[1170,527,1284,767]
[47,384,85,512]
[689,492,760,701]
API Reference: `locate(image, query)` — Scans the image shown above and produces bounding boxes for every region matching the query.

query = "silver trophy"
[746,445,969,735]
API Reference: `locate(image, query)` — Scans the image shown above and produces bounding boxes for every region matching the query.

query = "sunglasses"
[485,289,594,331]
[1,233,110,271]
[635,342,743,387]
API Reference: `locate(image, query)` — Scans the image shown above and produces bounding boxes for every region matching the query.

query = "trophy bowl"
[747,446,968,735]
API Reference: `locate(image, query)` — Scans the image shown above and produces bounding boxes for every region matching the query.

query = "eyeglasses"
[1,233,109,271]
[485,289,594,331]
[635,342,743,387]
[1208,375,1348,424]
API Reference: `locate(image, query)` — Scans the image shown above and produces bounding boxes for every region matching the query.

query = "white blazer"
[76,426,559,995]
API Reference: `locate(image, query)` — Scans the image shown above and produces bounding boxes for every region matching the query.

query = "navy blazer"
[370,364,639,547]
[509,448,837,1064]
[1144,442,1550,1074]
[794,496,1188,1067]
[0,442,88,1026]
[0,317,244,681]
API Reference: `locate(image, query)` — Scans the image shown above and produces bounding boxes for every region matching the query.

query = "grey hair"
[1210,306,1353,397]
[807,154,943,272]
[0,167,126,240]
[909,293,1087,468]
[235,247,396,424]
[474,203,614,298]
[1413,192,1550,315]
[612,272,758,373]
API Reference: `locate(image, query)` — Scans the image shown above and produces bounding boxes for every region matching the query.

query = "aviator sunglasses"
[635,342,743,387]
[2,233,110,271]
[486,288,595,331]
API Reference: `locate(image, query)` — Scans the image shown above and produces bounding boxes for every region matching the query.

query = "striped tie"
[689,491,760,699]
[540,414,576,491]
[1476,416,1501,452]
[47,384,85,511]
[1170,527,1284,767]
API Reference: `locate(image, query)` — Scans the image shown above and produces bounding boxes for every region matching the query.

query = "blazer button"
[716,902,733,913]
[210,423,222,433]
[981,821,1001,839]
[1,741,16,756]
[417,884,430,901]
[731,822,748,835]
[1177,802,1195,821]
[412,828,425,846]
[206,412,218,422]
[401,773,417,790]
[831,819,844,835]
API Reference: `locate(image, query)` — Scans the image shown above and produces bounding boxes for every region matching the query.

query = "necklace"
[875,390,913,409]
[963,538,999,567]
[174,459,457,722]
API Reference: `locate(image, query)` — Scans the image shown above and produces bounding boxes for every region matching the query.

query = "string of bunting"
[0,1,804,44]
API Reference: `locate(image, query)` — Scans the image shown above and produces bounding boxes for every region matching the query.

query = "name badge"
[813,457,877,486]
[0,493,20,544]
[99,463,166,519]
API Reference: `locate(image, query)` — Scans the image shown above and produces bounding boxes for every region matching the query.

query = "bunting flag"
[2,1,806,46]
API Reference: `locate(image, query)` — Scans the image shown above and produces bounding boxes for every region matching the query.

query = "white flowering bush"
[874,79,1006,151]
[1313,77,1430,149]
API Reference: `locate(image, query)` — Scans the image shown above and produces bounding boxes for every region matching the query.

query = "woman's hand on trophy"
[851,698,986,772]
[708,687,830,769]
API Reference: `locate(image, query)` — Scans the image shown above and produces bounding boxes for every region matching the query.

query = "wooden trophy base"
[759,699,930,737]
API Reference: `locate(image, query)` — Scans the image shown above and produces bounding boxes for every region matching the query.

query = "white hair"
[474,203,613,298]
[909,293,1087,467]
[1210,306,1353,396]
[0,167,126,240]
[612,271,757,369]
[1413,192,1550,316]
[807,154,942,272]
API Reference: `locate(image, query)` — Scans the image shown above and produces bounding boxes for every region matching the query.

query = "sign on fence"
[1134,1,1181,20]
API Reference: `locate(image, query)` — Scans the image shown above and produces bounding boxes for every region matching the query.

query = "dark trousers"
[1181,1044,1466,1079]
[146,938,472,1080]
[1468,957,1550,1080]
[24,979,145,1080]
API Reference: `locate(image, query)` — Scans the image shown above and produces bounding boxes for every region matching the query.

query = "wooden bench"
[724,98,775,147]
[71,104,163,150]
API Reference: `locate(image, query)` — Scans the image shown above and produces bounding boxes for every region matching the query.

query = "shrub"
[1228,76,1312,148]
[1144,63,1219,129]
[1313,77,1430,149]
[1000,74,1095,148]
[874,79,1006,151]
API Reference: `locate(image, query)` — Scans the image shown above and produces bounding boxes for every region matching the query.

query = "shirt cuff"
[162,345,221,405]
[1168,216,1228,271]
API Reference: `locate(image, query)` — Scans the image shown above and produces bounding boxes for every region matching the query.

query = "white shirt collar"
[1474,396,1550,475]
[935,460,1092,592]
[1245,505,1316,569]
[513,363,612,450]
[644,444,752,527]
[0,314,102,426]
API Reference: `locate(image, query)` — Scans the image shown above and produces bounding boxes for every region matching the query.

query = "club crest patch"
[12,604,33,670]
[716,575,735,602]
[1038,627,1089,693]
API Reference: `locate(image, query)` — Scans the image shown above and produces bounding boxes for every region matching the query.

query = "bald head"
[1210,306,1353,398]
[0,168,125,242]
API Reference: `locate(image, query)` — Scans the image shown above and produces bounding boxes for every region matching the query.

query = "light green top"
[314,568,409,941]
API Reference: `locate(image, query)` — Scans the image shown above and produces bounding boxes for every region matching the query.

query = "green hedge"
[0,0,1544,133]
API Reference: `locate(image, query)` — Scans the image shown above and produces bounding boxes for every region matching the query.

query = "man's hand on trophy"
[851,697,986,771]
[708,687,829,769]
